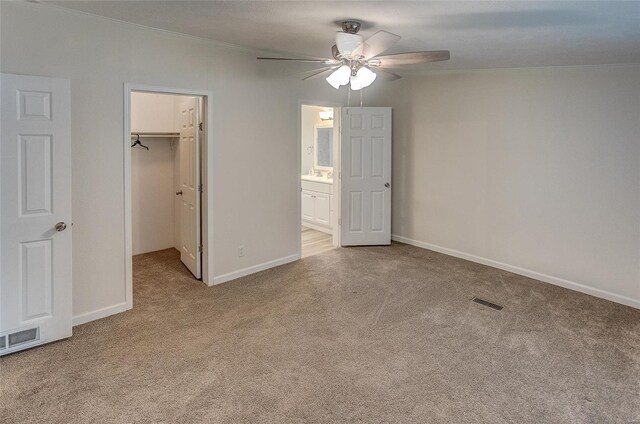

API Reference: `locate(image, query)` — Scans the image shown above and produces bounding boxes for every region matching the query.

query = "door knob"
[176,190,183,195]
[54,222,67,232]
[384,182,390,188]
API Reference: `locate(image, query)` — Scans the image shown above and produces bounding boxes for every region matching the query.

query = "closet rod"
[131,132,179,138]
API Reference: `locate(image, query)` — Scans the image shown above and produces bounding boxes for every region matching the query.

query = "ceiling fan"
[258,20,450,90]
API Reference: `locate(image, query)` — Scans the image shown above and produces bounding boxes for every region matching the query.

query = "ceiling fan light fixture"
[335,32,363,56]
[350,66,377,91]
[326,65,351,89]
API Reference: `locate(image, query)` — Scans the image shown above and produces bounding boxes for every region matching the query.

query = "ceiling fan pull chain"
[360,88,363,108]
[347,84,351,107]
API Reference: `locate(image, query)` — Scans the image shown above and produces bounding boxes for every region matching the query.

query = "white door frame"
[297,100,343,258]
[123,83,215,311]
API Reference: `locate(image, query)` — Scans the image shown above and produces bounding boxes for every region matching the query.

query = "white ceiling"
[47,1,640,71]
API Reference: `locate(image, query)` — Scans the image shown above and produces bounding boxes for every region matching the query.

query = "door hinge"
[338,218,342,226]
[199,122,203,131]
[198,244,203,252]
[197,183,203,192]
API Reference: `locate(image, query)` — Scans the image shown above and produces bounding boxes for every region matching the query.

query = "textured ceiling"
[47,1,640,71]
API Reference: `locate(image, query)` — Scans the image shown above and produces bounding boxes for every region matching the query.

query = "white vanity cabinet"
[301,179,333,233]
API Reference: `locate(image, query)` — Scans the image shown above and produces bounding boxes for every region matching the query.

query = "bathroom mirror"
[314,124,333,170]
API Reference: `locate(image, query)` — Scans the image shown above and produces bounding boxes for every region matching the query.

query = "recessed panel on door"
[19,135,52,216]
[21,240,53,320]
[18,90,51,121]
[371,136,384,178]
[350,113,363,130]
[370,191,384,232]
[349,191,363,232]
[350,136,363,178]
[371,114,385,130]
[188,135,195,189]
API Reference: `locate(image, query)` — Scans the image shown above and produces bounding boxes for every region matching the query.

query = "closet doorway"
[124,85,213,310]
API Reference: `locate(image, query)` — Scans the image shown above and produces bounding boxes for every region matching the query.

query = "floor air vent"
[472,297,503,311]
[0,335,5,350]
[8,328,39,347]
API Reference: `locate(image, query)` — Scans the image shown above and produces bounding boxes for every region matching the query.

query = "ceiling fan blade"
[257,57,336,64]
[370,67,402,81]
[301,66,340,81]
[360,30,401,59]
[376,51,451,67]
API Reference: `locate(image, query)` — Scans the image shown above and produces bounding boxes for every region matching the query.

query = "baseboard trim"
[391,234,640,310]
[213,253,300,285]
[72,302,130,327]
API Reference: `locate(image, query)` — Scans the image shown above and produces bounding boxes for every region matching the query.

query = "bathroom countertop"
[302,175,333,184]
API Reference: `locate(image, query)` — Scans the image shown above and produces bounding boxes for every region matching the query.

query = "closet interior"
[131,91,202,278]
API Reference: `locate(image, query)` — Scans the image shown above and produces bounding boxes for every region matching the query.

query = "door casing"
[123,84,215,313]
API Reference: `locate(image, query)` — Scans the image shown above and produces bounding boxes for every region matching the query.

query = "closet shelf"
[131,132,179,138]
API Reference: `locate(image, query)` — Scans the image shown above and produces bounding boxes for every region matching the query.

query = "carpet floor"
[1,244,639,423]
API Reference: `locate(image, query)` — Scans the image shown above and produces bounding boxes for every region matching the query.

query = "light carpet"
[1,244,639,423]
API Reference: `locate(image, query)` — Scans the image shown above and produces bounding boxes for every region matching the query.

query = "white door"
[341,107,392,246]
[178,98,201,278]
[1,74,72,355]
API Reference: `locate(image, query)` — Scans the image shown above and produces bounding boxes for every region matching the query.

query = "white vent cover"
[7,327,39,348]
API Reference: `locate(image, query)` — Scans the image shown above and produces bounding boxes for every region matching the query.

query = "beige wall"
[3,2,638,323]
[131,137,175,255]
[0,2,342,322]
[369,65,640,307]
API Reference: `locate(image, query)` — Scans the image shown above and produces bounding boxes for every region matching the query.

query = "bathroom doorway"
[299,104,341,258]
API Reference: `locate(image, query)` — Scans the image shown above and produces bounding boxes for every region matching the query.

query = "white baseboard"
[72,302,130,326]
[213,253,300,285]
[392,234,640,310]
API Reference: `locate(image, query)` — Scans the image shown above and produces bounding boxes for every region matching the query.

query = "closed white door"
[1,74,72,355]
[178,98,201,278]
[341,107,392,246]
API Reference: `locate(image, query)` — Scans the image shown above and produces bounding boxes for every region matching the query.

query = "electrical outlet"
[238,245,244,257]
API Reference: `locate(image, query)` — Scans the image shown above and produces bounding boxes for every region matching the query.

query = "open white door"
[178,98,201,278]
[1,74,72,355]
[341,107,392,246]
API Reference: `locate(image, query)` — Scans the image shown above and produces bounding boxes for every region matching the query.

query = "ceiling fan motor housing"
[341,20,361,34]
